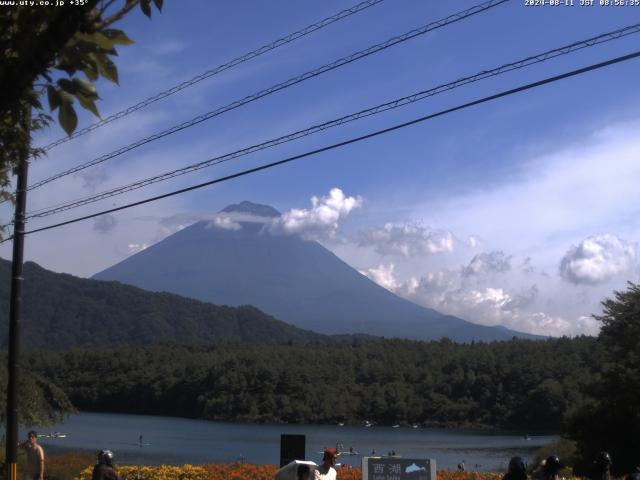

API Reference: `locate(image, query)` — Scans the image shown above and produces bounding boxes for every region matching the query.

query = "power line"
[8,49,639,242]
[25,0,508,192]
[23,23,640,221]
[38,0,387,153]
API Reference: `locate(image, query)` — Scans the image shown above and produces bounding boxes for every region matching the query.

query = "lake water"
[24,412,556,471]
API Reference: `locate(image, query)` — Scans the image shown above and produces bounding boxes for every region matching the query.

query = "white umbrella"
[274,460,318,480]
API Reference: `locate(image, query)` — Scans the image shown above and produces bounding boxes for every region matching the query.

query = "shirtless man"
[314,448,337,480]
[20,431,45,480]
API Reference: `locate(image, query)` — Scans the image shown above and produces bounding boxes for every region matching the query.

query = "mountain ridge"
[0,258,335,350]
[93,207,539,342]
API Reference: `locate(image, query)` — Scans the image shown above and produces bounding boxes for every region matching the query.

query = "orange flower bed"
[437,471,503,480]
[41,452,95,479]
[204,463,278,480]
[65,462,583,480]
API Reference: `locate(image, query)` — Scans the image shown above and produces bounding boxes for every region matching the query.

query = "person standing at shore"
[19,430,45,480]
[314,448,337,480]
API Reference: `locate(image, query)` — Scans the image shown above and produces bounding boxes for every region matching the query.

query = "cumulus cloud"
[93,215,117,234]
[521,257,535,274]
[560,234,637,285]
[398,273,581,335]
[208,215,242,231]
[358,223,455,257]
[271,188,362,238]
[358,251,590,335]
[360,263,400,292]
[77,167,110,191]
[462,251,511,277]
[504,284,539,310]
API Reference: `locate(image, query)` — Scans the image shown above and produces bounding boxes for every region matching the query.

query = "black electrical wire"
[23,22,640,221]
[25,0,508,192]
[4,49,637,242]
[38,0,387,153]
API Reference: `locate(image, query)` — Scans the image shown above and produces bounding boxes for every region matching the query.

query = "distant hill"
[94,201,538,342]
[0,258,328,350]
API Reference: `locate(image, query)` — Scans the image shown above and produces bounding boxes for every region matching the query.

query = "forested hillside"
[30,336,601,430]
[0,259,327,348]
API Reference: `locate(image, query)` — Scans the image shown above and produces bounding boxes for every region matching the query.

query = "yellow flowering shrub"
[72,463,586,480]
[75,464,209,480]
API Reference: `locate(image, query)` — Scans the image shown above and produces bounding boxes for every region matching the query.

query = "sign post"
[362,457,436,480]
[280,434,306,467]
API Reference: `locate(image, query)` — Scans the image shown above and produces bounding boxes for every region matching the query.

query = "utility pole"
[5,111,30,480]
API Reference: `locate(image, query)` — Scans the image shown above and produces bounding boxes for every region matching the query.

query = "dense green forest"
[0,259,330,348]
[29,337,602,431]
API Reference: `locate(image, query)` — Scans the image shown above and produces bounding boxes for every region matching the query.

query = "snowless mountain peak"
[220,201,281,218]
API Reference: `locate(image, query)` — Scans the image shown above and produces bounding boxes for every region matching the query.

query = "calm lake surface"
[25,412,556,471]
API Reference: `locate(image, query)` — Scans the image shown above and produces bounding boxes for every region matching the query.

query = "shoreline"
[62,409,560,436]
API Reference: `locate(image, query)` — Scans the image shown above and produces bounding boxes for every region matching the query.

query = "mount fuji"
[93,202,537,342]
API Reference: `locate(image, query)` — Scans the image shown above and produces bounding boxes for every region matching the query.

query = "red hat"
[324,448,338,459]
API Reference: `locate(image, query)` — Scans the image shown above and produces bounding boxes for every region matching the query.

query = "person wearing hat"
[92,450,122,480]
[314,448,337,480]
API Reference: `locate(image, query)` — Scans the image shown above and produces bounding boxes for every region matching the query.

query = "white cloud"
[462,251,511,277]
[93,215,117,234]
[398,273,585,336]
[358,222,455,257]
[467,235,482,249]
[151,39,187,56]
[360,263,400,292]
[127,243,148,255]
[504,284,539,310]
[76,167,110,191]
[560,234,637,285]
[356,249,592,336]
[272,188,362,238]
[208,215,242,231]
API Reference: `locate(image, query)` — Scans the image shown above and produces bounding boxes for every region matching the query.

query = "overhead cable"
[26,0,509,192]
[23,23,640,221]
[38,0,387,153]
[7,49,638,241]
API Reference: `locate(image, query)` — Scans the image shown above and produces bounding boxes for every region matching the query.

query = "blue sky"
[3,0,640,336]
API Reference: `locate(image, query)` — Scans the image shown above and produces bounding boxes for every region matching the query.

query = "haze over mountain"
[94,202,537,341]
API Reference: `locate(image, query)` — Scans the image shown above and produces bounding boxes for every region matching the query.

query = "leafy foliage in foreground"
[565,283,640,475]
[0,0,162,218]
[30,337,601,430]
[0,356,74,427]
